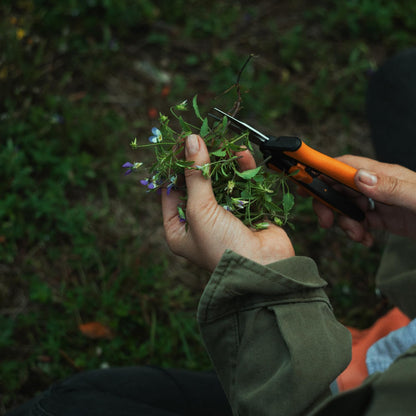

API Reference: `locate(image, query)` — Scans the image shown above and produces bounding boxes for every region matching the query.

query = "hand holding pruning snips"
[312,155,416,246]
[161,134,295,272]
[208,109,416,247]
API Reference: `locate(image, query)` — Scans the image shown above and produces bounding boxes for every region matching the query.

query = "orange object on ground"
[79,321,114,340]
[337,307,410,392]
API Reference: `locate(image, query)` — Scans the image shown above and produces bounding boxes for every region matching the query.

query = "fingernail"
[186,134,200,156]
[357,169,378,186]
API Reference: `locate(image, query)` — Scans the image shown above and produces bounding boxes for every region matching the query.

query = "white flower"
[148,127,162,143]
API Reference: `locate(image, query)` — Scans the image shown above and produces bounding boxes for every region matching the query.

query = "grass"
[1,0,416,410]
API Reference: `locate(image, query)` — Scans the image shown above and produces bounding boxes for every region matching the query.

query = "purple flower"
[166,175,177,195]
[140,176,160,191]
[148,127,162,143]
[232,198,248,209]
[123,161,142,175]
[123,162,134,175]
[140,178,155,190]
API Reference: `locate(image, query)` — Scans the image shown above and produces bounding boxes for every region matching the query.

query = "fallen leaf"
[148,107,158,119]
[79,321,114,339]
[161,85,171,97]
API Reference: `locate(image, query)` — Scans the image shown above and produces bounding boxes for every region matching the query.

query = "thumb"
[184,134,216,208]
[355,169,416,209]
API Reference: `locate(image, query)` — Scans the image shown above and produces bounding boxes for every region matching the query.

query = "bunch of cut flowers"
[123,97,294,230]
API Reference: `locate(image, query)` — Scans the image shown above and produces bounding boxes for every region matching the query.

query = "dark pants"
[6,367,232,416]
[367,48,416,171]
[7,49,416,416]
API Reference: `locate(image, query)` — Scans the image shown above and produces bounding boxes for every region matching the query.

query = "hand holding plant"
[161,134,295,271]
[124,97,295,230]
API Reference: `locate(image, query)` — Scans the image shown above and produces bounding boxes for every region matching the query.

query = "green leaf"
[240,189,254,199]
[274,217,283,226]
[235,166,261,180]
[178,116,192,134]
[222,115,228,132]
[283,192,295,213]
[211,149,227,157]
[177,206,186,221]
[192,95,203,121]
[200,117,209,137]
[176,160,195,168]
[253,175,264,183]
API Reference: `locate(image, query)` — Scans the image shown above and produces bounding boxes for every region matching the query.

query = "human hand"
[312,155,416,246]
[161,134,294,272]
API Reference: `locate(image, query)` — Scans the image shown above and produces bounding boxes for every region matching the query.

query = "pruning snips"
[211,108,365,222]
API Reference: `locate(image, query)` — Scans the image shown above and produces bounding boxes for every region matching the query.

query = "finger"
[336,155,392,172]
[313,199,336,228]
[184,134,217,212]
[337,215,373,246]
[355,169,416,210]
[337,155,416,196]
[161,187,189,252]
[236,147,256,171]
[161,145,186,225]
[337,155,405,176]
[161,186,184,225]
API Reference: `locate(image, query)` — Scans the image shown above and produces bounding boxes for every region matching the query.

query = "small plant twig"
[215,54,257,116]
[230,54,257,116]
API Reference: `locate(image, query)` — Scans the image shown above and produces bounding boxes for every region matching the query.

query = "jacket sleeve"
[197,250,352,416]
[376,235,416,319]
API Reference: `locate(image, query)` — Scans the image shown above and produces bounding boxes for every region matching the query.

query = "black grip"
[296,177,365,222]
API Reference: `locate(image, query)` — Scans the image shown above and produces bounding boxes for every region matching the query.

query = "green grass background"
[1,0,416,410]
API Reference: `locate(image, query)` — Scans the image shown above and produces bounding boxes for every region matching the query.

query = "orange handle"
[285,142,359,191]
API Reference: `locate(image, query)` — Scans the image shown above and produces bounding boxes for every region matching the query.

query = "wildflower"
[167,175,177,195]
[196,164,210,178]
[130,138,139,149]
[225,180,235,194]
[232,198,249,209]
[140,178,156,190]
[222,205,233,212]
[149,127,162,143]
[175,100,188,111]
[122,161,143,175]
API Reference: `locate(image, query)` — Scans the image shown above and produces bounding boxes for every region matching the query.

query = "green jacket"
[197,235,416,415]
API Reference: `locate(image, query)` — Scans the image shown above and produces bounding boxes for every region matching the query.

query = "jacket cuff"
[198,249,329,324]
